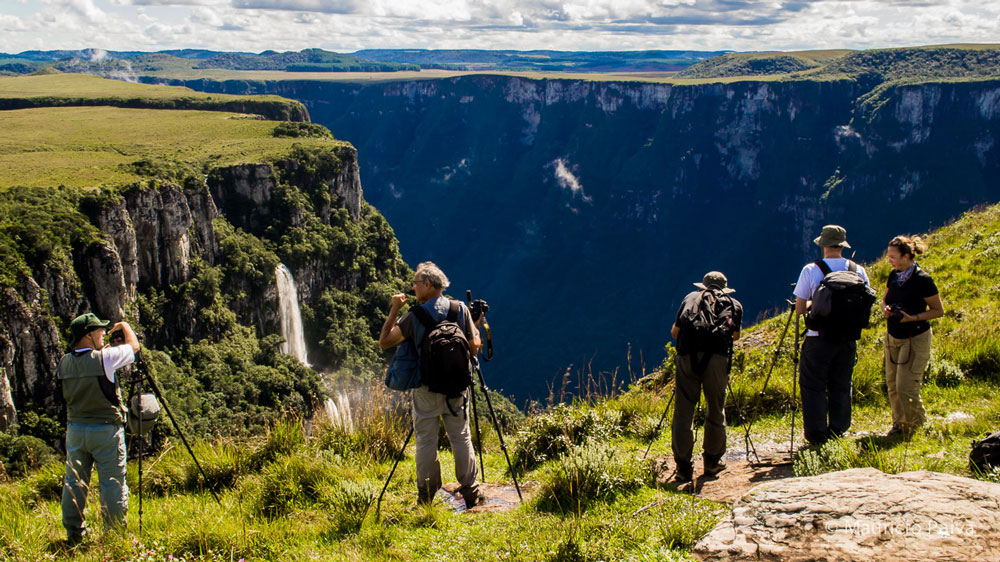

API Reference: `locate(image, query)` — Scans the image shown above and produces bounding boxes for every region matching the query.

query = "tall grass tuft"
[535,441,651,513]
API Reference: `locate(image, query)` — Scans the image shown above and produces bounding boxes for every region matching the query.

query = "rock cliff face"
[167,75,1000,400]
[0,147,370,430]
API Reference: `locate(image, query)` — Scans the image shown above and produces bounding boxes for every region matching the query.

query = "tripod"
[128,349,222,533]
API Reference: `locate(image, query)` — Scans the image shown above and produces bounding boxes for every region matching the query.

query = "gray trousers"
[799,337,857,444]
[672,353,729,466]
[62,423,128,540]
[411,385,479,502]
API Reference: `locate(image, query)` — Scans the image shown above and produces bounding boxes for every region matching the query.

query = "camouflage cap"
[69,312,110,344]
[814,225,851,248]
[694,271,735,294]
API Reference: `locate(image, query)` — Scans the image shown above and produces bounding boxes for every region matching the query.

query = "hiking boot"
[674,461,693,483]
[464,490,484,509]
[886,424,904,438]
[704,460,727,476]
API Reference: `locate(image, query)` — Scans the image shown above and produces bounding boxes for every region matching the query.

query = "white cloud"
[0,0,998,53]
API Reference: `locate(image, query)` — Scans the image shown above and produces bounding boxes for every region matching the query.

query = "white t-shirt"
[72,345,136,382]
[794,258,870,337]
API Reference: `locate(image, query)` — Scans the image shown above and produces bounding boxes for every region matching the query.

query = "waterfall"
[324,390,355,432]
[275,264,310,366]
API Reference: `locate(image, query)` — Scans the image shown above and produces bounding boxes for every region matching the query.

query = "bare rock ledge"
[693,467,1000,562]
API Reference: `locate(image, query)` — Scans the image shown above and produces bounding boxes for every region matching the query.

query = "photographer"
[57,313,139,544]
[882,235,943,438]
[378,262,484,507]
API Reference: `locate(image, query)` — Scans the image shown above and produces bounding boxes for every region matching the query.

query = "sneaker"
[674,461,693,482]
[704,460,727,476]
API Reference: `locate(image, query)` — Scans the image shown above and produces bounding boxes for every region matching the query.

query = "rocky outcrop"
[694,468,1000,561]
[0,279,63,430]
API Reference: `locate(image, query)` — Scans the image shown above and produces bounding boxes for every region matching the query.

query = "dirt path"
[653,444,797,504]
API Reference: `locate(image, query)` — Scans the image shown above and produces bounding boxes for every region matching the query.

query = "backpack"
[411,300,474,399]
[806,260,877,341]
[677,289,738,361]
[384,340,422,391]
[970,430,1000,474]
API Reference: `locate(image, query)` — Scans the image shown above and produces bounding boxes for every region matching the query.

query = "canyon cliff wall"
[160,75,1000,400]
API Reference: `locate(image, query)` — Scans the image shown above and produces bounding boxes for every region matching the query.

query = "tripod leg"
[137,375,143,536]
[643,389,674,460]
[139,357,222,506]
[469,386,485,481]
[474,365,523,503]
[790,313,800,462]
[371,425,414,522]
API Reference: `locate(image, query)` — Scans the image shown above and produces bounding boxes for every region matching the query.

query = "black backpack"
[411,300,474,399]
[970,431,1000,474]
[677,289,738,360]
[806,260,877,341]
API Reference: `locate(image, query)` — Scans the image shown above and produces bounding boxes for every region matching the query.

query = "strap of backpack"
[814,259,832,276]
[847,260,857,273]
[411,305,437,343]
[446,300,460,323]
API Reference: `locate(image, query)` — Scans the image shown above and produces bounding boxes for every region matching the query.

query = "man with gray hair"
[379,261,484,507]
[794,225,871,445]
[670,271,742,481]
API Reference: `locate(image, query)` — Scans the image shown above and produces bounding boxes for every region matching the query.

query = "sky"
[0,0,997,55]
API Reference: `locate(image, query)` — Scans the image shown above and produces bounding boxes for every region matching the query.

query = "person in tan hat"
[793,225,870,445]
[58,313,139,545]
[669,271,743,481]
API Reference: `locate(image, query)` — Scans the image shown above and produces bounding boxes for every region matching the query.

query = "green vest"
[58,350,126,425]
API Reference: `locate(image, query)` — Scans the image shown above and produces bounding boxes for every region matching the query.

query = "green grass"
[0,106,344,189]
[0,74,307,121]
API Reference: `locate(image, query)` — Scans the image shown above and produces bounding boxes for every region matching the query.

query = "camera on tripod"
[469,298,489,321]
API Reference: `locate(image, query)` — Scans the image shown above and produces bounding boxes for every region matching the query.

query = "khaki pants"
[884,328,932,431]
[411,385,479,502]
[672,353,729,465]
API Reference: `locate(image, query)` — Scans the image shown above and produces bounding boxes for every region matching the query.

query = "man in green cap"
[793,225,870,445]
[670,271,743,481]
[58,312,139,544]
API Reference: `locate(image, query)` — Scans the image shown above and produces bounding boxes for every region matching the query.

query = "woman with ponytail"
[882,235,944,437]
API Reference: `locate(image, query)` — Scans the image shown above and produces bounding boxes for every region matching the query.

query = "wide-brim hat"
[814,225,851,248]
[694,271,735,294]
[70,312,110,344]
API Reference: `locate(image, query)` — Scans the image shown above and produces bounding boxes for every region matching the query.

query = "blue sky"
[0,0,997,54]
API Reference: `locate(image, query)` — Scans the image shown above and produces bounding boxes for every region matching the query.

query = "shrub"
[653,494,727,550]
[0,432,57,479]
[254,453,333,518]
[511,404,622,475]
[535,441,651,512]
[21,461,64,505]
[323,479,378,537]
[929,357,965,387]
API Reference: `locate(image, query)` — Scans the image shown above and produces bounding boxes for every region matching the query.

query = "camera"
[888,305,904,322]
[469,299,489,321]
[109,328,125,345]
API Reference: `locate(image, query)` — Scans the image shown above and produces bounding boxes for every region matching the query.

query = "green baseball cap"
[69,312,110,344]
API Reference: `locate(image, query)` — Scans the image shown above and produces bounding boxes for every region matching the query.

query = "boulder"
[694,467,1000,561]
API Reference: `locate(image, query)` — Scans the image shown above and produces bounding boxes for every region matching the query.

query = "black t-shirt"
[885,265,938,339]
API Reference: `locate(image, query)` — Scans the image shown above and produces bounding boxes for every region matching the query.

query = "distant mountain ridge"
[0,48,724,75]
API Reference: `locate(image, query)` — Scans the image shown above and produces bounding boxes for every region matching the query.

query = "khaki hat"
[70,312,110,344]
[814,225,851,248]
[694,271,735,294]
